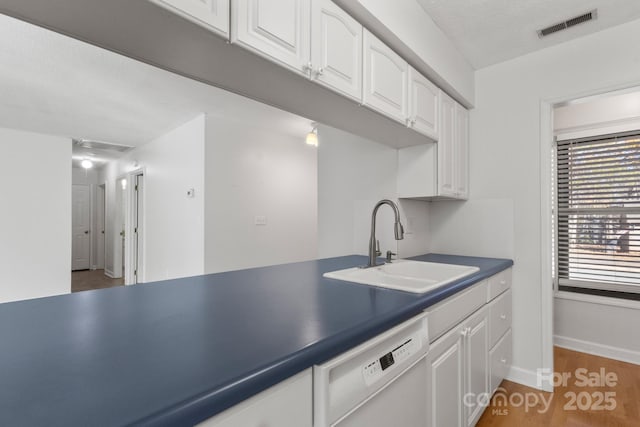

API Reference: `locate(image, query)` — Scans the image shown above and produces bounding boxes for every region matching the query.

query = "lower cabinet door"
[464,307,489,427]
[426,325,465,427]
[489,329,512,395]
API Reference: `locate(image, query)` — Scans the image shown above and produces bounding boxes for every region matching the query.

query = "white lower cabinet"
[426,268,512,427]
[489,329,512,396]
[464,307,489,427]
[197,369,312,427]
[199,269,512,427]
[426,305,489,427]
[425,321,465,427]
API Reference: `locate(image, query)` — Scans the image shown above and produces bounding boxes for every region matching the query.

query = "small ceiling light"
[306,124,319,147]
[81,159,94,169]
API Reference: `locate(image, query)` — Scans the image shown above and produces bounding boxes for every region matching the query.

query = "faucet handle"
[376,240,381,257]
[386,250,397,262]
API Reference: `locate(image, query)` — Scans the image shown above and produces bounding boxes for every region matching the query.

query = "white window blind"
[556,132,640,294]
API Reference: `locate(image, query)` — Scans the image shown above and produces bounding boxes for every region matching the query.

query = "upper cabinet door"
[310,0,362,101]
[455,103,469,200]
[408,67,439,140]
[363,30,408,124]
[150,0,229,38]
[438,91,456,197]
[232,0,311,76]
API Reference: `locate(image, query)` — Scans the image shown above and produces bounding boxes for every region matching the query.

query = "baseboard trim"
[505,366,551,392]
[554,335,640,365]
[104,269,115,278]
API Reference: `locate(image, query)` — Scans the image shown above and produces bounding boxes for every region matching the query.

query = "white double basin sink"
[323,259,479,294]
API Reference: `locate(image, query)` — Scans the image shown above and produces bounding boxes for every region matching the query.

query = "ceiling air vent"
[73,139,133,152]
[537,9,597,38]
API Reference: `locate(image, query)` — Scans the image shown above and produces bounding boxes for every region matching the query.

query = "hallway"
[71,269,123,293]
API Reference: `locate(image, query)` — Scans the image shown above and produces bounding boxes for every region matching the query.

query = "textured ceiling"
[0,14,312,167]
[417,0,640,69]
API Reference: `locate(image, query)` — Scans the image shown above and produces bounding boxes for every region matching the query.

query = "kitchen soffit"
[417,0,640,69]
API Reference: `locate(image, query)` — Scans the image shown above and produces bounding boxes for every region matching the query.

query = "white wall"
[0,127,71,303]
[204,115,318,273]
[428,18,640,388]
[554,295,640,364]
[317,125,430,259]
[102,115,205,282]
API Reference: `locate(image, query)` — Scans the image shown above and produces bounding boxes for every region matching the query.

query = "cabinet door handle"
[302,62,312,78]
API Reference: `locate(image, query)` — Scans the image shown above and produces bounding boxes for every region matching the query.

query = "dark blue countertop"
[0,253,512,426]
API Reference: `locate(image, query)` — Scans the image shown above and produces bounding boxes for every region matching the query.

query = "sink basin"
[323,259,479,294]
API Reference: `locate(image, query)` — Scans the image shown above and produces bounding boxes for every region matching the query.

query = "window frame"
[553,130,640,297]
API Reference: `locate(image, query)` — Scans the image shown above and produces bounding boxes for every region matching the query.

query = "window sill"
[555,290,640,310]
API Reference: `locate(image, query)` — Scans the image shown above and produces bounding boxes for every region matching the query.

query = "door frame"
[539,82,640,392]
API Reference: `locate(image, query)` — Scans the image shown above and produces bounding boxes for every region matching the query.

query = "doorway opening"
[71,166,124,292]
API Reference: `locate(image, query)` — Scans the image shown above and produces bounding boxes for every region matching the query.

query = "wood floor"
[476,347,640,426]
[71,269,124,292]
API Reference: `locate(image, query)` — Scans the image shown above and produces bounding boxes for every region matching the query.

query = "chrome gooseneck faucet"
[365,199,404,268]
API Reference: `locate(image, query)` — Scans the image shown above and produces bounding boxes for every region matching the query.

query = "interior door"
[72,184,91,270]
[96,184,105,270]
[133,174,144,284]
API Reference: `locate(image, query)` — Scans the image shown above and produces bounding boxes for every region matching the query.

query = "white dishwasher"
[314,312,429,427]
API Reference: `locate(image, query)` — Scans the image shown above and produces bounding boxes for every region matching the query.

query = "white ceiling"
[0,14,312,167]
[417,0,640,69]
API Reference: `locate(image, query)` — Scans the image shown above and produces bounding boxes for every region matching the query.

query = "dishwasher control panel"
[362,332,420,386]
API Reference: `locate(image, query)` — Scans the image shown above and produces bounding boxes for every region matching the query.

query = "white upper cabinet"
[150,0,230,37]
[438,91,457,198]
[310,0,362,101]
[363,29,408,124]
[232,0,311,76]
[408,67,439,140]
[397,91,469,200]
[454,103,469,199]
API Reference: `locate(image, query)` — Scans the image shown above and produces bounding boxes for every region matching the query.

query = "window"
[555,131,640,298]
